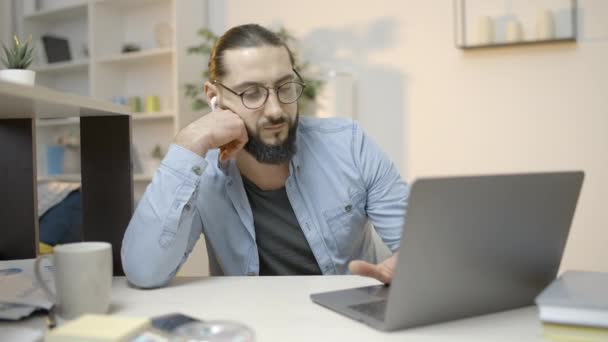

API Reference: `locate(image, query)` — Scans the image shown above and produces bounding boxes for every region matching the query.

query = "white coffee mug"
[35,242,113,320]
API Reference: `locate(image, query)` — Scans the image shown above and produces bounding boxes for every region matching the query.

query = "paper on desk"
[0,326,44,342]
[0,259,54,320]
[0,302,39,320]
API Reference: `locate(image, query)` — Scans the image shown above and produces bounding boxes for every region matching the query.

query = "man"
[122,24,408,288]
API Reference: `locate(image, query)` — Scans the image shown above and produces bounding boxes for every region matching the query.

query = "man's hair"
[208,24,295,81]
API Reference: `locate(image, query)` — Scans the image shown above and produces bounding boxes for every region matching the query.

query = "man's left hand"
[348,252,398,285]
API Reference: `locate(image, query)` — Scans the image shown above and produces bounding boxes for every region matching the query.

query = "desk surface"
[1,276,544,341]
[0,81,129,119]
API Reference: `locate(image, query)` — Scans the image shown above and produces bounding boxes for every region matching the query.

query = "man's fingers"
[349,260,381,279]
[218,122,248,162]
[348,260,393,284]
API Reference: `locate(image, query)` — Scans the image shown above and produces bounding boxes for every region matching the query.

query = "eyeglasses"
[213,69,306,110]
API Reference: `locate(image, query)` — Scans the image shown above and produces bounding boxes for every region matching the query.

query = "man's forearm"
[121,145,205,288]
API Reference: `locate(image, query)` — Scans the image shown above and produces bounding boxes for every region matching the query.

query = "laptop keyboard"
[348,300,387,322]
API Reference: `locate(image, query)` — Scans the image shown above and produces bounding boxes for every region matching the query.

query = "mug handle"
[34,255,56,303]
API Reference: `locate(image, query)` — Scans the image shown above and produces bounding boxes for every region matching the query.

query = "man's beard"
[244,113,298,165]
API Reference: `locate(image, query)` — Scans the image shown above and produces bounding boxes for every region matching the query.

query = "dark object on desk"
[312,171,584,332]
[41,35,72,63]
[121,43,141,53]
[151,313,202,333]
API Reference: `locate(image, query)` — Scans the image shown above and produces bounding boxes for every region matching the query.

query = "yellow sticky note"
[45,314,150,342]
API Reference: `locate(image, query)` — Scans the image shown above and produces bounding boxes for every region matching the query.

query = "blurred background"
[1,0,606,276]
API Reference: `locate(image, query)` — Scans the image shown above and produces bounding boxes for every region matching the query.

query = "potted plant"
[147,144,164,175]
[0,35,36,86]
[185,27,323,114]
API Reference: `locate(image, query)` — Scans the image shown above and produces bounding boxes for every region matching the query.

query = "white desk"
[1,276,544,341]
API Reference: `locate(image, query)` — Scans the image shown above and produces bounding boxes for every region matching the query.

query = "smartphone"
[150,312,203,333]
[129,313,203,342]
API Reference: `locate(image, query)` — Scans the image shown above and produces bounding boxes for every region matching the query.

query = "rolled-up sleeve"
[121,144,207,288]
[352,122,409,252]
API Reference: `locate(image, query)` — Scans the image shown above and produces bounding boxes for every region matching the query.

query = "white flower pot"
[0,69,36,86]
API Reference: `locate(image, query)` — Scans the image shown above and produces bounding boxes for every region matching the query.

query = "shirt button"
[344,204,352,212]
[192,165,202,176]
[184,204,191,211]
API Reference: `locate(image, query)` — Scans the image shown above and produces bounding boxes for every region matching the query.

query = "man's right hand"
[174,108,248,161]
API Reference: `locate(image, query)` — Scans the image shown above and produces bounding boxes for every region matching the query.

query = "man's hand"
[174,108,248,161]
[348,252,398,285]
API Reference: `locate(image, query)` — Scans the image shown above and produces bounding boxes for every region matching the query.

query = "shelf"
[94,0,170,10]
[459,38,577,50]
[36,118,80,127]
[97,48,173,66]
[24,2,88,22]
[38,173,153,182]
[38,174,81,182]
[131,111,174,121]
[32,59,89,73]
[35,112,174,126]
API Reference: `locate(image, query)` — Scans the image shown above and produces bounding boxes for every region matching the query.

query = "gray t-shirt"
[243,176,322,275]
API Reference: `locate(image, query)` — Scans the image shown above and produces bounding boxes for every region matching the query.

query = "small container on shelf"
[506,20,524,43]
[477,16,495,45]
[46,145,65,175]
[145,95,160,112]
[536,9,556,40]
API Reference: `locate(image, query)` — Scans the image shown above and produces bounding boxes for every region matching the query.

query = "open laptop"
[311,171,584,331]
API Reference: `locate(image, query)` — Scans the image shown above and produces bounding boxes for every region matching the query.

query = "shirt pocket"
[322,189,367,256]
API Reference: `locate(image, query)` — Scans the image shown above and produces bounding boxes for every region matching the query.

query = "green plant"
[185,27,323,111]
[151,144,164,160]
[1,35,34,70]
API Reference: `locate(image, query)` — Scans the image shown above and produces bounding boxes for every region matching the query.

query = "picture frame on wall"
[454,0,578,49]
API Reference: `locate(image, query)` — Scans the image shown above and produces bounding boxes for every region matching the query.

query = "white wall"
[0,1,11,48]
[220,0,608,272]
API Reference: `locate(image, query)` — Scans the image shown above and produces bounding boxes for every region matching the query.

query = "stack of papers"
[0,259,54,320]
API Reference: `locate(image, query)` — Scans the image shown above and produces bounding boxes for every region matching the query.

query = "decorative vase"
[536,9,555,40]
[477,16,495,45]
[0,69,36,86]
[506,20,524,42]
[145,95,160,112]
[63,147,81,174]
[46,145,65,175]
[154,22,173,48]
[314,70,355,119]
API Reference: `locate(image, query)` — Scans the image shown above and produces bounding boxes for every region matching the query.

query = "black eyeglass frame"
[212,69,307,109]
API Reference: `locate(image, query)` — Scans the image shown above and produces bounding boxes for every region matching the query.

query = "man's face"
[219,46,299,164]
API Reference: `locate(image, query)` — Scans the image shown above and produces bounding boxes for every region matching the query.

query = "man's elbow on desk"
[121,250,176,289]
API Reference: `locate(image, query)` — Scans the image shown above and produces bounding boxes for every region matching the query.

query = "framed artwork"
[454,0,577,49]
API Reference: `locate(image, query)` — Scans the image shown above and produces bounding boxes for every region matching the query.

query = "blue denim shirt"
[122,117,409,288]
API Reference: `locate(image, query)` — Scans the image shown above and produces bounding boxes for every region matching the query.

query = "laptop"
[311,171,584,331]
